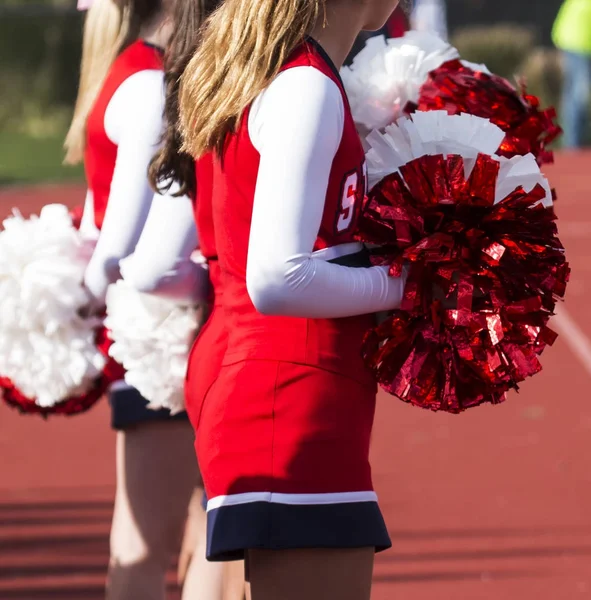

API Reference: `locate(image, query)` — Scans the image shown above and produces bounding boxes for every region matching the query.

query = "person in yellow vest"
[552,0,591,147]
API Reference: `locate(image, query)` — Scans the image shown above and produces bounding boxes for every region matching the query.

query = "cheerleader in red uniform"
[64,1,220,598]
[178,1,404,598]
[122,0,247,596]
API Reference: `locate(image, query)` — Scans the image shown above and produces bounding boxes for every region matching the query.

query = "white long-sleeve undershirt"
[82,69,166,305]
[245,66,405,319]
[81,70,208,305]
[119,182,209,304]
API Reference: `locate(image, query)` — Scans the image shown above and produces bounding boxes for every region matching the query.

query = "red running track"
[1,154,591,599]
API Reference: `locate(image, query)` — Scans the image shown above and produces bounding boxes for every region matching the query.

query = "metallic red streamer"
[410,60,562,166]
[357,153,569,413]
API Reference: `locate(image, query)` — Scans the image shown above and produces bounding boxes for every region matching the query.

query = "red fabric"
[197,360,376,499]
[385,7,409,39]
[191,40,378,500]
[69,205,84,229]
[193,154,216,259]
[210,40,375,386]
[84,41,163,229]
[184,260,226,430]
[185,157,227,431]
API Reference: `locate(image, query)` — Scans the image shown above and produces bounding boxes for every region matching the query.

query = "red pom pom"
[358,153,569,413]
[0,327,123,418]
[412,60,562,166]
[0,376,105,417]
[0,207,126,418]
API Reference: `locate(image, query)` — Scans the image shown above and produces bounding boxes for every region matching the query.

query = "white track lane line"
[552,304,591,378]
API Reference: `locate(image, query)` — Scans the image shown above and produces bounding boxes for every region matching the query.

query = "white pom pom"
[495,154,553,207]
[105,281,201,415]
[365,111,553,207]
[366,111,505,189]
[460,60,492,75]
[342,31,460,130]
[0,204,105,406]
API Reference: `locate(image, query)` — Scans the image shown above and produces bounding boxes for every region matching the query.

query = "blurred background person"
[410,0,448,41]
[552,0,591,148]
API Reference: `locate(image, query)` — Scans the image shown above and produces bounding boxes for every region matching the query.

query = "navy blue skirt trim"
[206,500,391,561]
[109,386,188,430]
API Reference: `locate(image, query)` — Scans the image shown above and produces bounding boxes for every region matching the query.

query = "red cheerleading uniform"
[193,38,391,561]
[84,40,189,429]
[85,40,162,229]
[184,154,228,431]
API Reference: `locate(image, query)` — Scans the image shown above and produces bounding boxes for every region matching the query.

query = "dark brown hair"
[149,0,222,197]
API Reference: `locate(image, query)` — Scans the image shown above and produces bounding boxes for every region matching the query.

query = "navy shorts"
[109,385,188,431]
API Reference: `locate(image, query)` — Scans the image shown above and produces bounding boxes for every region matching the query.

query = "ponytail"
[64,0,130,164]
[179,0,325,158]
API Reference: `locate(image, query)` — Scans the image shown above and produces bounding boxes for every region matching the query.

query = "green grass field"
[0,129,84,187]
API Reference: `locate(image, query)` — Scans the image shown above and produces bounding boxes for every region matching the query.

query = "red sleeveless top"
[211,39,375,387]
[84,41,163,230]
[194,154,216,260]
[194,154,225,309]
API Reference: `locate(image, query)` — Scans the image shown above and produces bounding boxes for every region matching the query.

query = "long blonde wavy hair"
[179,0,326,158]
[64,0,130,164]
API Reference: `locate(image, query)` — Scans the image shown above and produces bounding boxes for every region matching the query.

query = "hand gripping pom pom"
[356,112,569,413]
[343,31,561,166]
[105,279,204,415]
[0,204,120,416]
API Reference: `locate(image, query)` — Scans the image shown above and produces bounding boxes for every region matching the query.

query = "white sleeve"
[246,67,405,319]
[83,70,165,305]
[78,189,99,240]
[119,182,209,304]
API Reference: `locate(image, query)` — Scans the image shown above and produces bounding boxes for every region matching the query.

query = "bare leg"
[180,490,224,600]
[106,421,198,600]
[222,560,248,600]
[177,489,204,587]
[248,548,374,600]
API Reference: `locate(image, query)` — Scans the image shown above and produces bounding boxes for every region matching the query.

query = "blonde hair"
[179,0,326,158]
[64,0,130,164]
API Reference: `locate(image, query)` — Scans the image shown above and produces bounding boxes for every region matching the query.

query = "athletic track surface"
[1,152,590,599]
